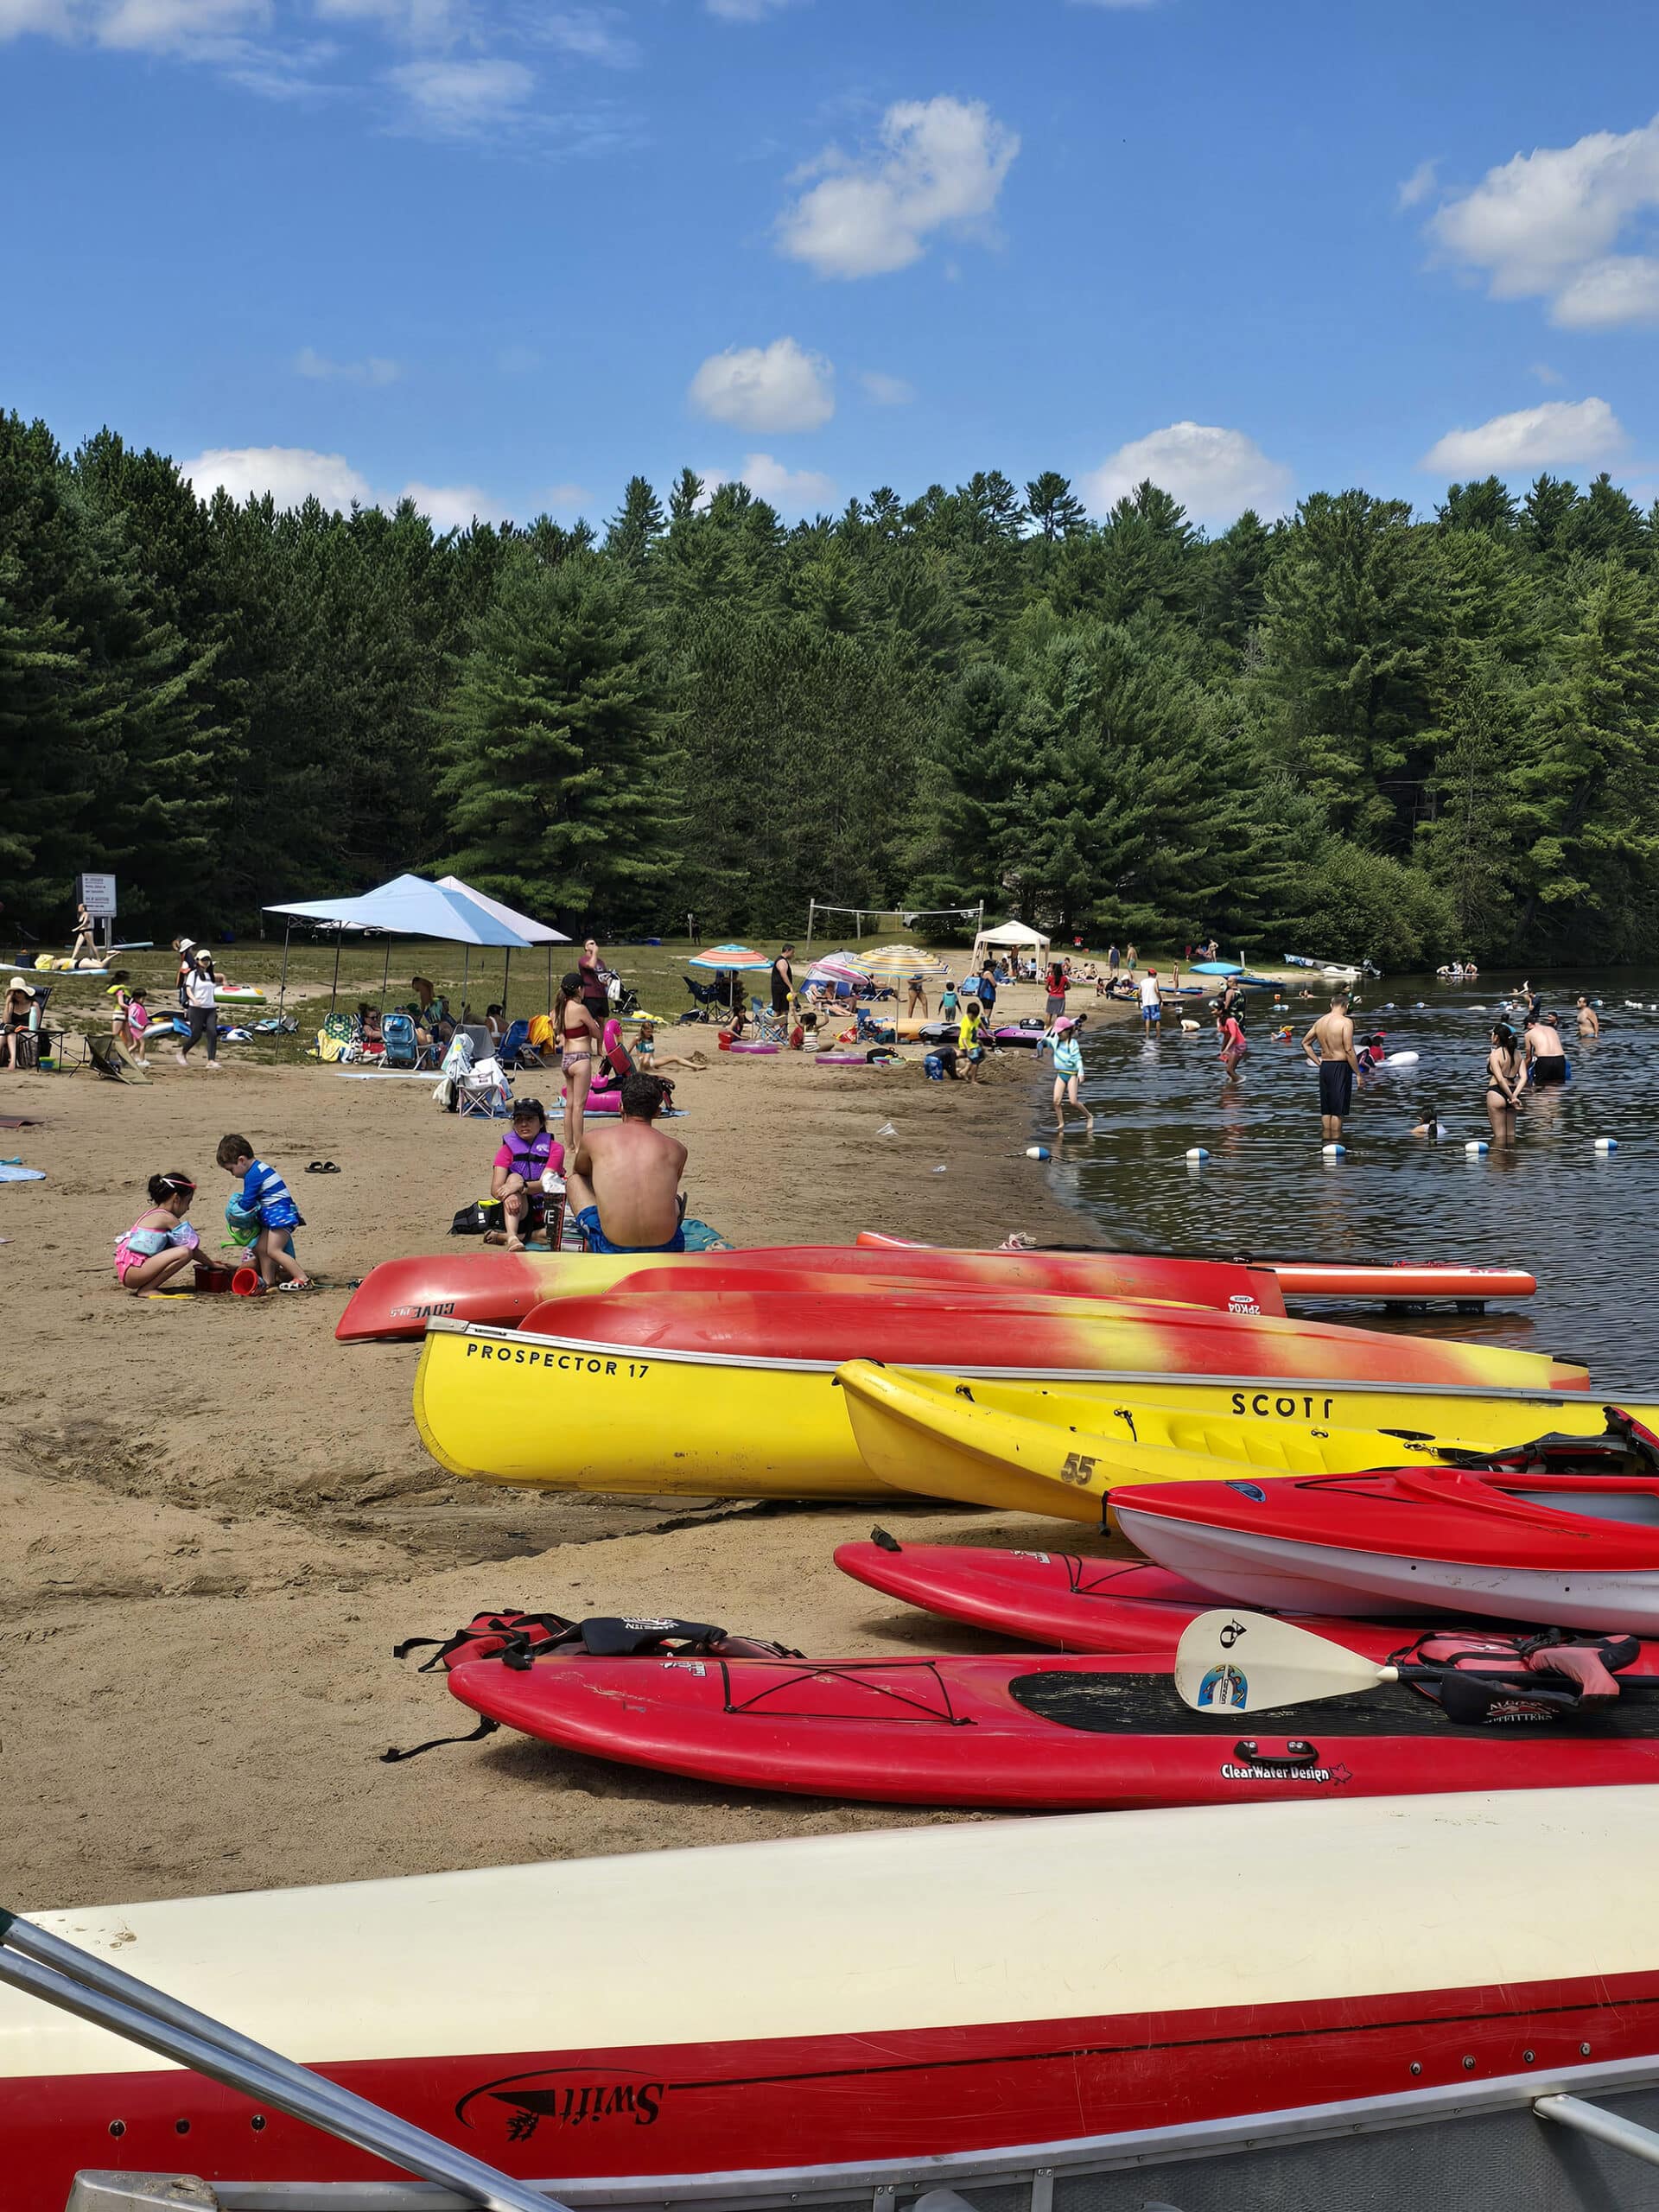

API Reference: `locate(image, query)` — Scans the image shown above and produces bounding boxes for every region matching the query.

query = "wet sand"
[2,1014,1110,1907]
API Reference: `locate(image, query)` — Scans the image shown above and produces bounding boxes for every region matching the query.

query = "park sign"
[77,873,117,918]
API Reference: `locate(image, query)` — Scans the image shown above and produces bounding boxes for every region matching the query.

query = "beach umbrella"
[805,950,870,987]
[688,944,772,971]
[858,944,950,982]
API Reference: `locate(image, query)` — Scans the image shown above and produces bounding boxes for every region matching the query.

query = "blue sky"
[3,0,1658,530]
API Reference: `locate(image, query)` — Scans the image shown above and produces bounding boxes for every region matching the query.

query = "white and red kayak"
[1114,1431,1659,1632]
[10,1792,1659,2209]
[855,1232,1538,1306]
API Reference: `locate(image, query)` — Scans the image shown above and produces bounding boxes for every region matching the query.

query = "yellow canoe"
[413,1318,1623,1503]
[836,1361,1659,1522]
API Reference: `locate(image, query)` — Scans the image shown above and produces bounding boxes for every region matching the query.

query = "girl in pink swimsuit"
[115,1173,201,1292]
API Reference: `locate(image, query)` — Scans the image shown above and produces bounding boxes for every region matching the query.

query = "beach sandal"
[306,1160,340,1174]
[275,1279,315,1293]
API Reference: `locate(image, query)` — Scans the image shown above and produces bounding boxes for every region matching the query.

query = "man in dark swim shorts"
[1303,992,1360,1142]
[567,1072,689,1254]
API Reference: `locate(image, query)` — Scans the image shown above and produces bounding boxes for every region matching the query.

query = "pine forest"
[5,408,1659,966]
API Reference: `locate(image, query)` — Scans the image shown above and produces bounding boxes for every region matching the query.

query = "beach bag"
[449,1198,505,1236]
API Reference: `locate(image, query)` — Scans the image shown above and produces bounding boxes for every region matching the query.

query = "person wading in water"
[1303,991,1359,1143]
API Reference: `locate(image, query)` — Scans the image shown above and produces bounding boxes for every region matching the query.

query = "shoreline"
[3,1031,1099,1909]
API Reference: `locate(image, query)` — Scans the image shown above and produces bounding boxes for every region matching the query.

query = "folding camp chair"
[456,1058,512,1118]
[498,1018,537,1069]
[683,976,721,1019]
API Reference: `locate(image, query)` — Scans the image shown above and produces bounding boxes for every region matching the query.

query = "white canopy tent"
[436,876,569,1007]
[263,873,535,1019]
[971,919,1052,970]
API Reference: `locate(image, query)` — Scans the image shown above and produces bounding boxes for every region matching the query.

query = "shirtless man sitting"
[566,1072,689,1254]
[1303,991,1360,1143]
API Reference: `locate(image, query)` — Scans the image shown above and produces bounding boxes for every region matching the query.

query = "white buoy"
[1322,1142,1345,1158]
[1466,1140,1489,1154]
[1185,1147,1209,1161]
[1026,1146,1051,1160]
[1595,1137,1618,1153]
[1385,1050,1420,1065]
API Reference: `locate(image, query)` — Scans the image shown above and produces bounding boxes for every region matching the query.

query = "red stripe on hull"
[10,1974,1659,2210]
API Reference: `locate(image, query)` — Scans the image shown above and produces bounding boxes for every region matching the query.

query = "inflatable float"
[448,1643,1659,1809]
[16,1793,1659,2211]
[336,1244,1288,1342]
[1113,1435,1659,1633]
[854,1231,1539,1306]
[413,1314,1589,1502]
[833,1359,1637,1523]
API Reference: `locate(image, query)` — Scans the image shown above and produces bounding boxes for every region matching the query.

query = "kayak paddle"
[1174,1608,1407,1713]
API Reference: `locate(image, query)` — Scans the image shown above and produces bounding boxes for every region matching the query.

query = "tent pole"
[379,936,391,1012]
[545,944,552,1008]
[461,945,470,1020]
[503,949,511,1022]
[277,923,291,1017]
[328,926,343,1020]
[805,899,815,954]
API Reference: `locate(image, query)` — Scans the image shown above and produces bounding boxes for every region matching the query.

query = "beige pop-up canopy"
[970,919,1052,967]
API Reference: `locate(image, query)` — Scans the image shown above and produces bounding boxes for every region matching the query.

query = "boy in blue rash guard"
[216,1134,309,1288]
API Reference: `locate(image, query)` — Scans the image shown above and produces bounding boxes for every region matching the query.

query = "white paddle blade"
[1173,1609,1396,1713]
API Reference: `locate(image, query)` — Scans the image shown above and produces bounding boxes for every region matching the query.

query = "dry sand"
[2,1007,1121,1909]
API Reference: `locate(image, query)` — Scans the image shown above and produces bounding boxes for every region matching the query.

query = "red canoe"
[835,1535,1659,1661]
[513,1284,1584,1393]
[448,1643,1659,1808]
[335,1244,1286,1342]
[854,1231,1538,1306]
[1114,1446,1659,1632]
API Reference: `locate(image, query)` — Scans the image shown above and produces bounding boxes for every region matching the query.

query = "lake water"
[1039,971,1658,1395]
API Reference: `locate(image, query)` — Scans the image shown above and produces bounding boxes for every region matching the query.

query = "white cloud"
[705,0,798,17]
[180,444,522,525]
[1083,421,1291,525]
[1420,396,1626,475]
[388,56,534,131]
[689,337,835,433]
[857,369,914,405]
[541,7,638,65]
[739,453,836,509]
[778,94,1020,279]
[1531,362,1564,385]
[1430,114,1659,327]
[1396,156,1439,210]
[3,0,269,49]
[295,346,402,386]
[541,482,592,510]
[400,480,513,528]
[311,0,457,36]
[181,446,374,508]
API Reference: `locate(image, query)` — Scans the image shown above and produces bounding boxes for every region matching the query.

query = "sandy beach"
[1,1007,1120,1909]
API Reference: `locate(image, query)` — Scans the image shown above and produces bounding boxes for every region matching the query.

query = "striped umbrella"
[805,950,870,987]
[858,944,950,982]
[688,944,773,971]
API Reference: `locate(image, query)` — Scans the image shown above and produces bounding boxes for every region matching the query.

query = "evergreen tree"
[1023,472,1087,541]
[441,551,681,930]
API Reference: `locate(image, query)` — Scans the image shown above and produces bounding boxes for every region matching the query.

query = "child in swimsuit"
[1046,1020,1092,1131]
[115,1173,201,1292]
[215,1135,309,1287]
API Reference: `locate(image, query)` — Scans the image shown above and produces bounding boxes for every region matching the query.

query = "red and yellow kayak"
[335,1243,1285,1342]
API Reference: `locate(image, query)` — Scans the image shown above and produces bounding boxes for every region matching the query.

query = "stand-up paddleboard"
[448,1643,1659,1808]
[1114,1439,1659,1633]
[338,1244,1286,1342]
[834,1360,1628,1522]
[855,1232,1539,1306]
[16,1793,1659,2212]
[834,1533,1659,1656]
[415,1320,1592,1502]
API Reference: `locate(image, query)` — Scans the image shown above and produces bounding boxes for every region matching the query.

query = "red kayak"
[448,1642,1659,1808]
[854,1232,1538,1306]
[513,1284,1584,1393]
[835,1535,1659,1662]
[1115,1436,1659,1632]
[335,1244,1285,1342]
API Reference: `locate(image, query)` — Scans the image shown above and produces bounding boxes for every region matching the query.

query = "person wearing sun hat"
[3,974,38,1069]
